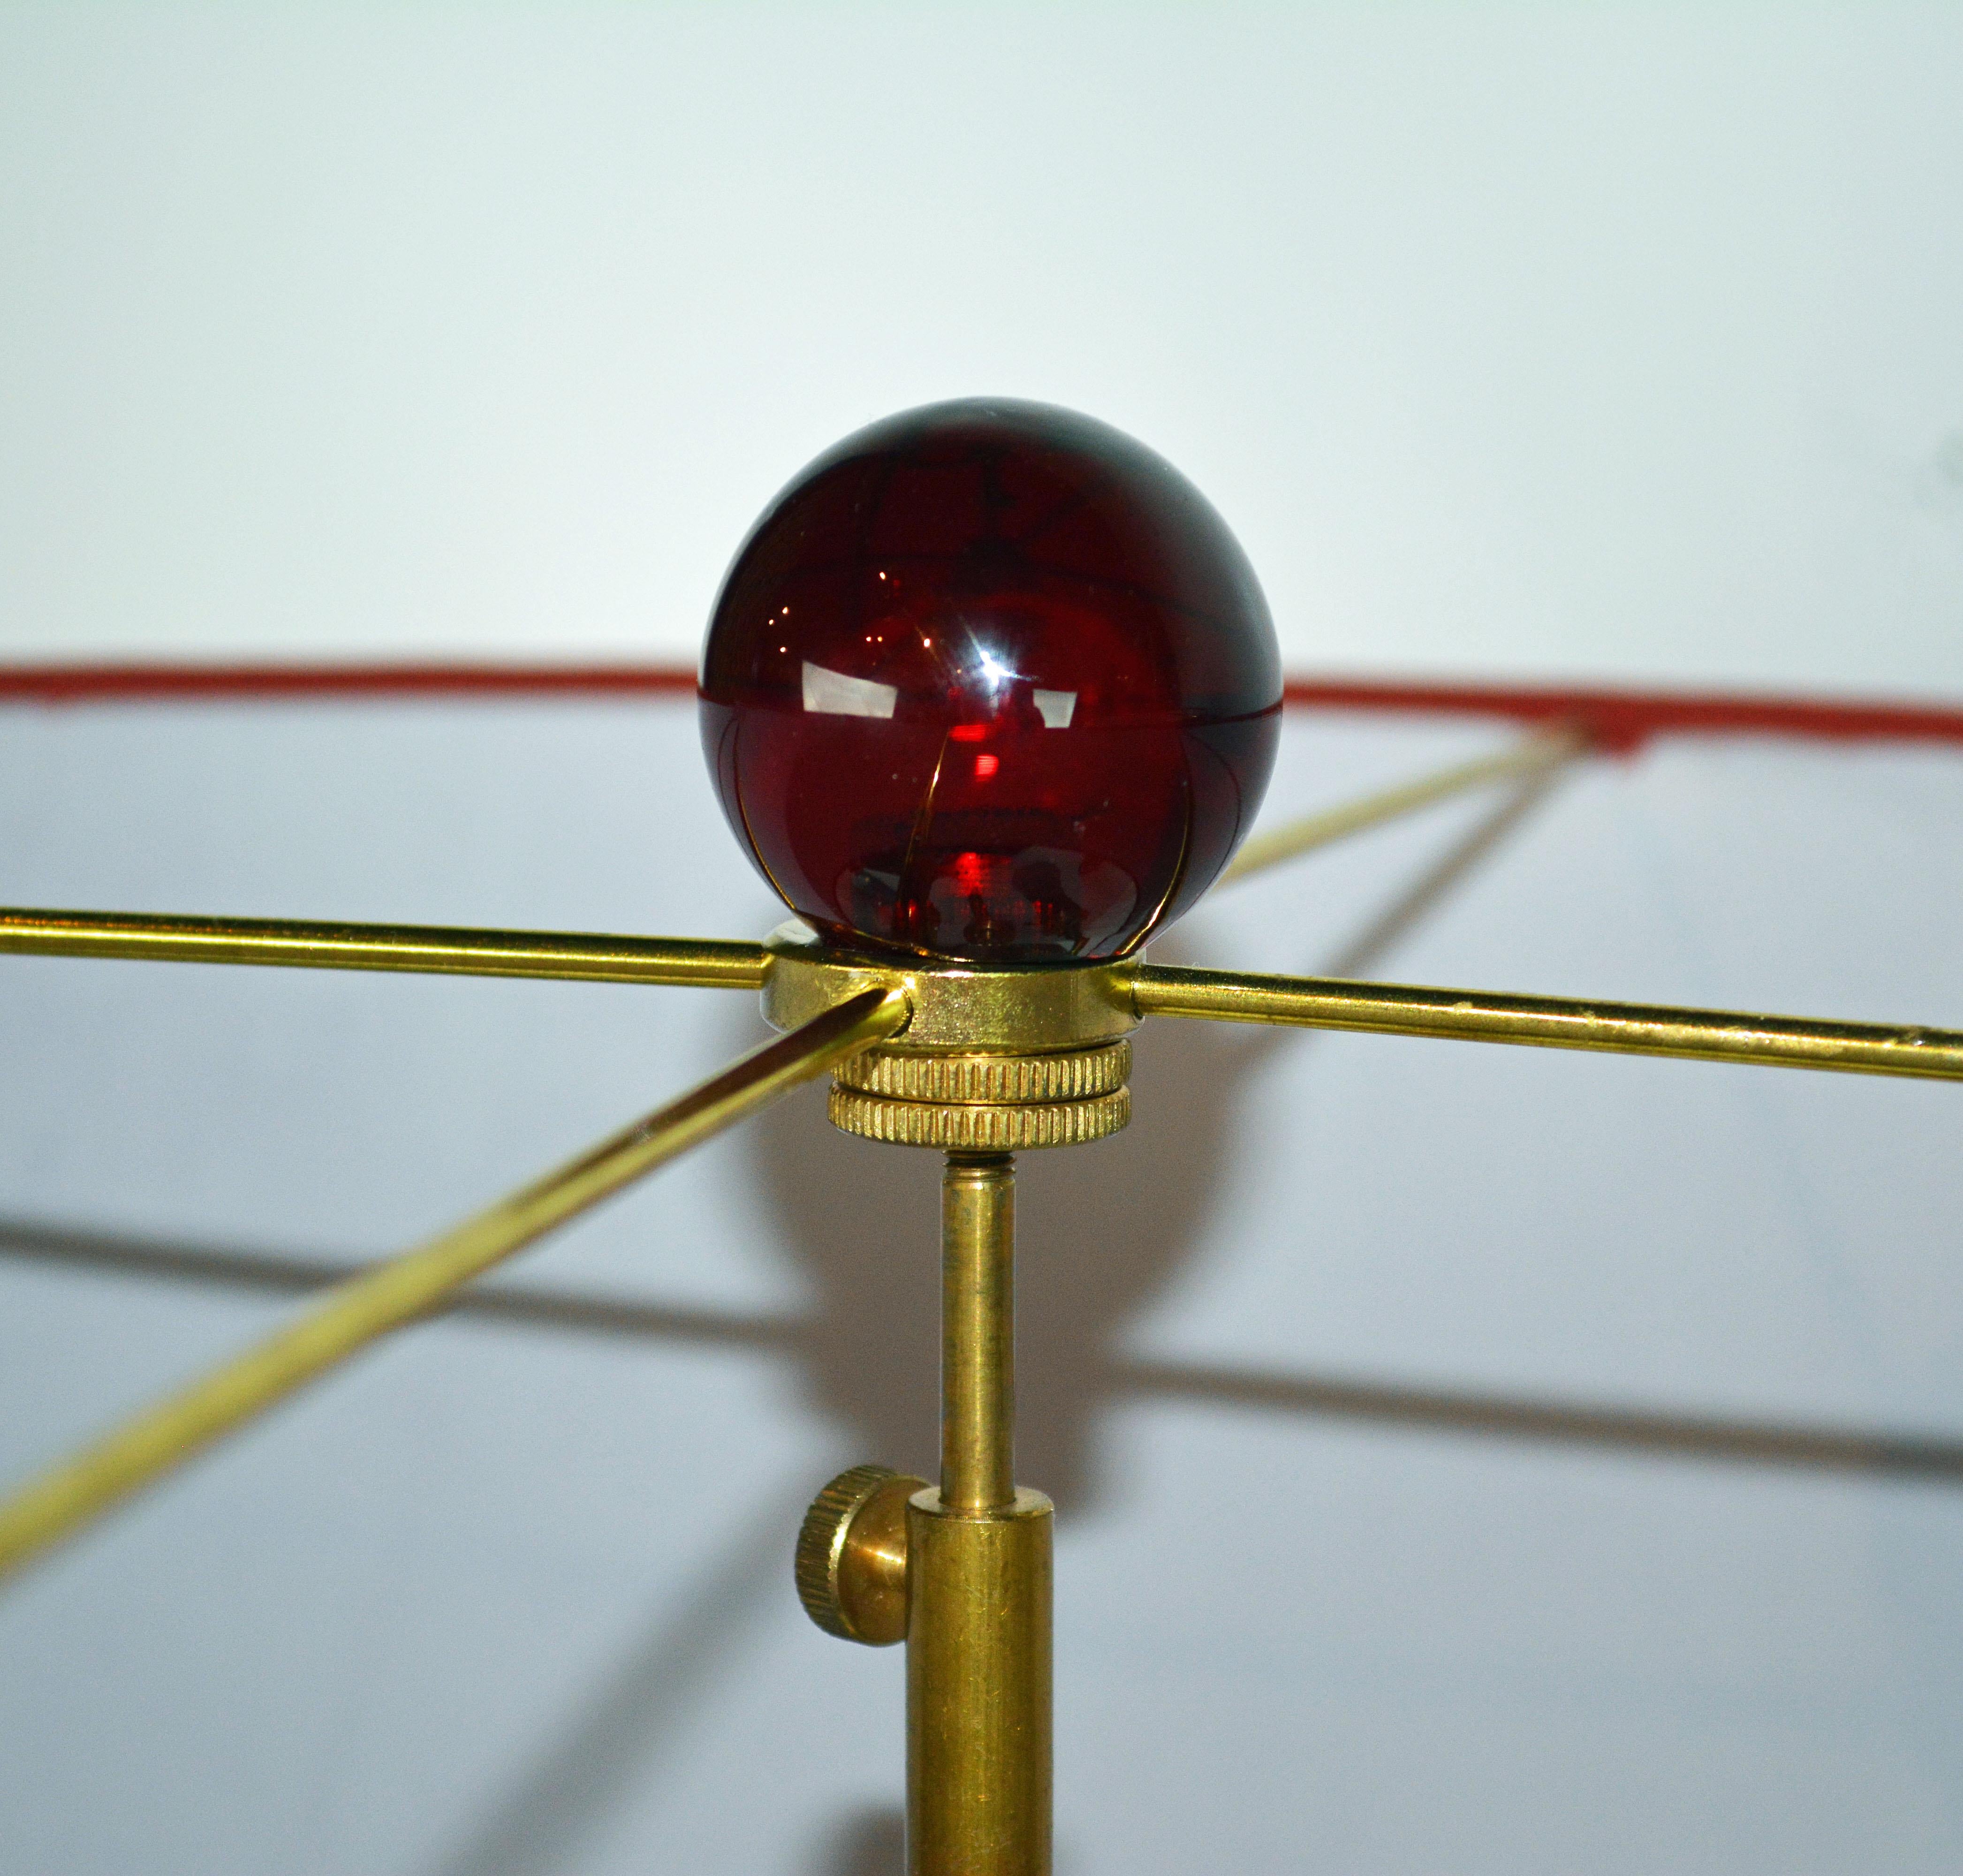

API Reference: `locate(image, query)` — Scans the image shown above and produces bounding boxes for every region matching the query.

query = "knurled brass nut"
[828,1041,1133,1148]
[795,1463,925,1646]
[829,1086,1129,1150]
[835,1041,1130,1104]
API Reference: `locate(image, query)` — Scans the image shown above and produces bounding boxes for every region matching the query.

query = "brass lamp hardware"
[834,1043,1130,1104]
[795,1464,925,1647]
[761,920,1138,1053]
[764,921,1137,1146]
[0,906,769,989]
[829,1042,1131,1148]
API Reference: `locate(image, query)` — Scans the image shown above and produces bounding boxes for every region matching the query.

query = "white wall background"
[1,3,1960,693]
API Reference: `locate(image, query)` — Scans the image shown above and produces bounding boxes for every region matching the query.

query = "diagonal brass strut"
[1214,726,1585,887]
[0,988,906,1585]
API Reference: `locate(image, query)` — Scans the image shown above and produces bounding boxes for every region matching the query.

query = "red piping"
[1279,678,1963,755]
[0,662,1958,753]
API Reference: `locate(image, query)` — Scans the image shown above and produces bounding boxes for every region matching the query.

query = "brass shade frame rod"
[0,907,767,991]
[0,988,907,1585]
[1131,963,1963,1081]
[1214,726,1586,888]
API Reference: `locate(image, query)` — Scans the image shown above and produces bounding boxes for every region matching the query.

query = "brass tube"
[1214,727,1584,887]
[0,988,906,1584]
[907,1488,1054,1876]
[940,1152,1017,1515]
[0,907,767,990]
[1130,964,1963,1081]
[913,1148,1049,1874]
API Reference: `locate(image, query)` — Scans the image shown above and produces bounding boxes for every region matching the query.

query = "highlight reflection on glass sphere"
[699,399,1281,964]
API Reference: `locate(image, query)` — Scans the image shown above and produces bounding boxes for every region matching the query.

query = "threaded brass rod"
[940,1152,1017,1514]
[1214,727,1584,887]
[0,988,907,1585]
[0,907,768,990]
[1130,964,1963,1080]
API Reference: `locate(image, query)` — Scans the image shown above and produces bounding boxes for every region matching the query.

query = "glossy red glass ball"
[699,399,1281,964]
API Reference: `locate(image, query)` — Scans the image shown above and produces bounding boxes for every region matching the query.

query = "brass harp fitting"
[760,921,1139,1147]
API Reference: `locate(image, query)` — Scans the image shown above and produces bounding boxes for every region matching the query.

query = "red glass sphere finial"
[699,399,1282,965]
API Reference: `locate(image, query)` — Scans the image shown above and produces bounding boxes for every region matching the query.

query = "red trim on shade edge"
[1278,678,1963,755]
[0,662,1959,753]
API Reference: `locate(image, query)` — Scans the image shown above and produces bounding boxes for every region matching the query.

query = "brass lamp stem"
[941,1152,1017,1513]
[907,1149,1053,1875]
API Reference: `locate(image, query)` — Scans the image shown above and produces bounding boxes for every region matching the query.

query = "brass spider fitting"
[761,918,1139,1148]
